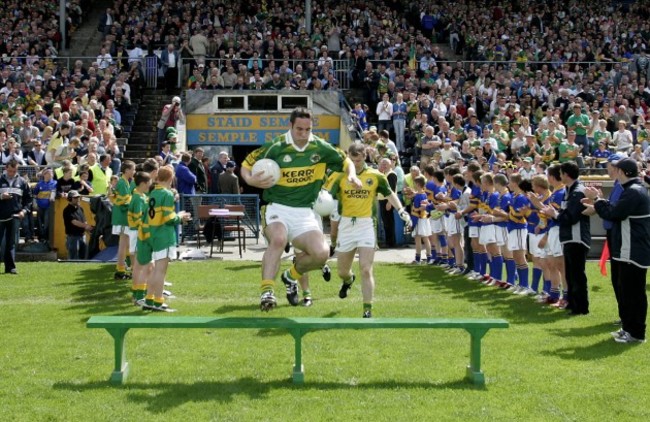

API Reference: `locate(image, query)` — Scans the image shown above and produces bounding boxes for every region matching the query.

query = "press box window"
[281,96,309,110]
[217,96,245,110]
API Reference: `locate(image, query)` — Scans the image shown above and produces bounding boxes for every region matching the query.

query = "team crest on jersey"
[283,154,292,163]
[310,153,321,163]
[366,178,373,186]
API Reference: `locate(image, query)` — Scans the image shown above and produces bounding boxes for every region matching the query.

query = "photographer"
[156,96,185,154]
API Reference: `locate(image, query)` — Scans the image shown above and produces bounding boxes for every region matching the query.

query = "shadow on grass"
[53,377,485,413]
[548,322,615,338]
[61,265,137,315]
[214,304,262,313]
[224,264,261,272]
[548,338,636,360]
[395,264,567,325]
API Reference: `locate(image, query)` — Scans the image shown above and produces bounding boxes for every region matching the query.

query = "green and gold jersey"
[111,176,135,226]
[139,186,179,251]
[329,165,391,218]
[243,132,346,208]
[558,142,581,163]
[127,191,148,231]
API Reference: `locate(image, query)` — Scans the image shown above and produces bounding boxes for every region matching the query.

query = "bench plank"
[87,316,508,386]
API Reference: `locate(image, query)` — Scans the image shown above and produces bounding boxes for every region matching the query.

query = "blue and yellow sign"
[186,114,340,146]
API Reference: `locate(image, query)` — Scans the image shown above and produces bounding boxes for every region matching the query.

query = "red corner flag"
[599,240,610,276]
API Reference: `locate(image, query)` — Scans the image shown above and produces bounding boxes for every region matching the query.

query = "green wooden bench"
[86,316,508,386]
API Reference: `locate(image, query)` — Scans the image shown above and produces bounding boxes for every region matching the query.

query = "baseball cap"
[444,138,452,143]
[523,157,533,163]
[613,158,639,177]
[607,153,622,163]
[68,190,80,198]
[226,160,236,168]
[172,96,181,104]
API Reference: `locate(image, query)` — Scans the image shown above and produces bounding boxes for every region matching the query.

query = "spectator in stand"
[218,161,240,195]
[160,43,181,94]
[188,148,207,194]
[176,153,197,196]
[210,151,229,194]
[156,96,185,154]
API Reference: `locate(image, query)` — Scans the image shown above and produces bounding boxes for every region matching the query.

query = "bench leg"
[465,328,488,386]
[106,328,130,385]
[289,329,306,384]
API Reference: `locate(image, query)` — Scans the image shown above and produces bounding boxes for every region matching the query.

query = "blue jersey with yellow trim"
[508,193,529,231]
[496,191,512,228]
[547,186,565,229]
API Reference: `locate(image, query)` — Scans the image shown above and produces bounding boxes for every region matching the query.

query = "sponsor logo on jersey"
[310,153,321,163]
[283,155,292,163]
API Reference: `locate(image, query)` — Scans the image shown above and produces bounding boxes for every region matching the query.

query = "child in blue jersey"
[445,174,471,275]
[423,165,440,265]
[475,173,505,285]
[33,168,57,245]
[491,173,516,288]
[507,173,531,293]
[526,175,553,299]
[411,176,432,264]
[439,166,462,268]
[429,170,449,265]
[458,167,488,279]
[532,165,567,306]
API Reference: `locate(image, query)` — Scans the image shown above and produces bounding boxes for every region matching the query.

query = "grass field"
[0,260,648,421]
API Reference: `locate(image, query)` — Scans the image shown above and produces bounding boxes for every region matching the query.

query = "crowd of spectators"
[3,0,650,252]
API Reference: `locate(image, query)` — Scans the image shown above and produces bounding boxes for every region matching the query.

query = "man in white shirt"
[376,93,393,133]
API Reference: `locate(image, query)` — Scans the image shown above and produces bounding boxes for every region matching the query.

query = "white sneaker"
[450,267,464,275]
[518,287,536,296]
[614,331,646,344]
[510,285,522,294]
[486,278,497,286]
[610,328,626,338]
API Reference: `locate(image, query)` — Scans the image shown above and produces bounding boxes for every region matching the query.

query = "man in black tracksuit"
[0,160,33,274]
[544,161,591,315]
[586,158,650,343]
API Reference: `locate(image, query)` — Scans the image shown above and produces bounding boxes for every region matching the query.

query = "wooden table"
[208,209,245,258]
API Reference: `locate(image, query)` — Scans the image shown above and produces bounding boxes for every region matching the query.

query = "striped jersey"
[139,185,179,251]
[111,176,135,226]
[127,191,148,231]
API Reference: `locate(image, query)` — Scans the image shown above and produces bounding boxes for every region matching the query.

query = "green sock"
[302,289,311,298]
[363,303,372,311]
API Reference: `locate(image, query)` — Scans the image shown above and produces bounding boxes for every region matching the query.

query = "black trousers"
[606,230,621,319]
[617,261,648,340]
[563,243,589,314]
[0,218,17,272]
[164,67,178,93]
[379,200,395,248]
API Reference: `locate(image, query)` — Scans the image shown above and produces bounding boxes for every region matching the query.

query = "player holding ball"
[241,107,362,311]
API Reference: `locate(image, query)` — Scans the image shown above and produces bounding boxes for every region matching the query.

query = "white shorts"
[479,224,497,245]
[330,200,341,222]
[431,217,445,234]
[528,233,546,258]
[447,216,464,236]
[264,203,322,242]
[152,246,177,261]
[112,225,128,235]
[507,228,528,251]
[495,226,508,247]
[544,226,563,257]
[128,229,138,254]
[444,215,455,234]
[335,217,376,252]
[414,218,432,237]
[469,226,480,238]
